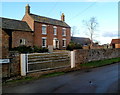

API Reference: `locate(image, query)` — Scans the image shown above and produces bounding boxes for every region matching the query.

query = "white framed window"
[62,38,66,47]
[62,28,66,36]
[42,24,47,35]
[42,37,47,47]
[20,39,26,45]
[53,26,57,35]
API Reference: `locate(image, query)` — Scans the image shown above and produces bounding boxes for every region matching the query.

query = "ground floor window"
[20,39,26,45]
[62,38,66,47]
[42,37,47,47]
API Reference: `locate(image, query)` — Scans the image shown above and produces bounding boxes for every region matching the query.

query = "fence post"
[20,54,27,76]
[71,51,75,68]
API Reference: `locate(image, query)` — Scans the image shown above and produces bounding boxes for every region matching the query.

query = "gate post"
[71,51,75,68]
[20,54,27,76]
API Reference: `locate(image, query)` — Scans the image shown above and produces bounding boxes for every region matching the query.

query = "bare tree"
[71,26,78,37]
[83,17,98,47]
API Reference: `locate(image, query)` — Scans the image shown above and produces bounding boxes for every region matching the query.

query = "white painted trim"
[62,28,66,30]
[42,37,47,47]
[42,24,47,26]
[71,51,75,68]
[53,26,57,28]
[20,54,27,76]
[42,25,47,35]
[62,38,66,40]
[62,38,66,47]
[53,27,57,35]
[42,37,47,39]
[62,28,66,36]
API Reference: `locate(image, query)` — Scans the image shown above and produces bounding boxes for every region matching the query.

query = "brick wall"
[115,44,120,48]
[75,48,120,64]
[22,14,34,31]
[12,30,33,48]
[1,30,9,58]
[2,51,20,78]
[34,22,71,49]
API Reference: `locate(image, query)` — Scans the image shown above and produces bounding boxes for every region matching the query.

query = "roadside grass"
[2,76,34,85]
[80,57,120,68]
[3,57,120,85]
[3,72,65,86]
[41,72,65,78]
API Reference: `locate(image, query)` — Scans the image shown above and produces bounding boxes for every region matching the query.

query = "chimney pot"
[61,13,65,21]
[25,4,30,14]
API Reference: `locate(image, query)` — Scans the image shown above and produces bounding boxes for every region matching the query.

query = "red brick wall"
[34,22,71,49]
[115,44,120,48]
[22,14,34,31]
[12,31,33,48]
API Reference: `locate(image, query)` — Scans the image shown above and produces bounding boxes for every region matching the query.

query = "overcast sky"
[1,1,119,44]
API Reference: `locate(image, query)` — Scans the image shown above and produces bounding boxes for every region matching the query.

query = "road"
[3,63,119,93]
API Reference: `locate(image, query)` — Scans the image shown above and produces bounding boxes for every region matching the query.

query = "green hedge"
[66,42,82,51]
[10,45,48,53]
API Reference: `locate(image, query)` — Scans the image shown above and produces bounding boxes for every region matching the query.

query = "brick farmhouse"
[0,4,71,58]
[22,4,71,49]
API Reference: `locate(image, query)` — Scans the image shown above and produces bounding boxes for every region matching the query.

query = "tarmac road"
[3,63,119,93]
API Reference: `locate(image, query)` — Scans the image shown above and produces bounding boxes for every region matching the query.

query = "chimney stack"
[25,4,30,14]
[61,13,65,21]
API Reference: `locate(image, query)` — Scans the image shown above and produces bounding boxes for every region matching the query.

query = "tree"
[83,17,98,47]
[71,26,79,37]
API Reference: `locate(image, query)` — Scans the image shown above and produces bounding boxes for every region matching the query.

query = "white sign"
[0,59,10,63]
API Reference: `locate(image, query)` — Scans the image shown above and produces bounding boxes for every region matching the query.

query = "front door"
[53,38,59,49]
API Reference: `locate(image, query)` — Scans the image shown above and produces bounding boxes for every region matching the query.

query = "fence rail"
[20,51,76,76]
[20,52,70,74]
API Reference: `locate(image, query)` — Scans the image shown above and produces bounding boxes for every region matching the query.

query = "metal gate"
[21,52,70,74]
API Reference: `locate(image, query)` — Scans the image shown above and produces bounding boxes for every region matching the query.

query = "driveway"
[3,63,119,93]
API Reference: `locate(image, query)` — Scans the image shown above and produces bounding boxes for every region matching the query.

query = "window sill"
[42,34,47,35]
[42,46,46,48]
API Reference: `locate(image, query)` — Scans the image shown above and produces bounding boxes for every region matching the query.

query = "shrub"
[11,45,48,53]
[66,42,82,51]
[10,45,33,53]
[33,46,48,53]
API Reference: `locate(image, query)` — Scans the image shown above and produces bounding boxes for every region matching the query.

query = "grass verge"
[41,72,65,78]
[3,72,65,86]
[80,57,120,68]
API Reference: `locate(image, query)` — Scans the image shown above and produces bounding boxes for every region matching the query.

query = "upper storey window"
[42,24,47,34]
[62,28,66,36]
[53,26,57,35]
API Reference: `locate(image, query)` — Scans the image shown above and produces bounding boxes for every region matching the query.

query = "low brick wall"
[2,51,20,78]
[75,48,120,65]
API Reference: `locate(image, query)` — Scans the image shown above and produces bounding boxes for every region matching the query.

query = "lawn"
[80,57,120,68]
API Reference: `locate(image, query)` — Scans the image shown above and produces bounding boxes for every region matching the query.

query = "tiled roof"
[0,17,32,32]
[71,37,91,45]
[29,14,70,28]
[111,39,120,44]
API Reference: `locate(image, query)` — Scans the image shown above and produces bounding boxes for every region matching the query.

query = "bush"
[11,45,48,53]
[66,42,82,51]
[33,46,48,53]
[10,45,33,53]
